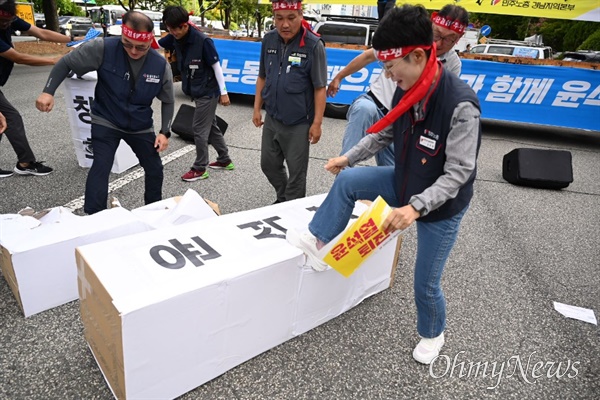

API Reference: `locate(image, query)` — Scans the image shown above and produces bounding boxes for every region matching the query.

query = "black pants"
[84,124,163,214]
[0,89,36,165]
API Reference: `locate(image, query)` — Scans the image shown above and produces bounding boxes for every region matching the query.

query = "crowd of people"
[1,0,481,366]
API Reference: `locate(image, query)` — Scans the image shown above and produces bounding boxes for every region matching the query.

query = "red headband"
[375,45,432,61]
[431,12,466,35]
[0,10,14,18]
[272,1,302,11]
[122,25,154,42]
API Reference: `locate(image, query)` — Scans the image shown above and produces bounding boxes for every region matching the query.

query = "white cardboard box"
[131,189,220,228]
[0,207,153,317]
[76,194,402,399]
[62,72,139,173]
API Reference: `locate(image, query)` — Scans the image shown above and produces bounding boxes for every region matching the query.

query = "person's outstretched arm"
[327,49,377,97]
[26,24,71,43]
[36,38,104,113]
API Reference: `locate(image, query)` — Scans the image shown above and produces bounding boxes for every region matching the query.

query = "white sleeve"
[211,61,227,95]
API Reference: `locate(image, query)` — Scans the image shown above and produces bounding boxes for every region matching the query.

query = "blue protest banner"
[215,39,600,132]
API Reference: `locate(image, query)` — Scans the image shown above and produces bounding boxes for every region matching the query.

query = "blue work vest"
[174,28,219,99]
[261,28,321,126]
[92,38,165,131]
[392,67,482,222]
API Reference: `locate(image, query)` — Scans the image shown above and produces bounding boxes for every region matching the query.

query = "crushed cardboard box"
[0,190,220,317]
[0,207,152,317]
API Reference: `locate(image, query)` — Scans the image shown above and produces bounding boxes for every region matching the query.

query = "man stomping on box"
[287,5,481,365]
[36,11,174,214]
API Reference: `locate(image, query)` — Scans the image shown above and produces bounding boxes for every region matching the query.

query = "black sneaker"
[0,168,13,178]
[14,161,53,176]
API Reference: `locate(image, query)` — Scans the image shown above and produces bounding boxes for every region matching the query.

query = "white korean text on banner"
[216,39,600,132]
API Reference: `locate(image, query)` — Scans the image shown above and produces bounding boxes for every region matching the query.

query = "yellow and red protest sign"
[323,196,401,278]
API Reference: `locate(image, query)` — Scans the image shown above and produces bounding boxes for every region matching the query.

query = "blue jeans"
[84,124,163,214]
[340,93,395,167]
[308,166,468,338]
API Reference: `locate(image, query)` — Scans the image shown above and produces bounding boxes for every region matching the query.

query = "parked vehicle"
[454,27,480,52]
[313,14,378,47]
[87,5,161,37]
[562,50,600,63]
[470,39,553,59]
[313,14,379,118]
[53,16,95,38]
[34,13,45,29]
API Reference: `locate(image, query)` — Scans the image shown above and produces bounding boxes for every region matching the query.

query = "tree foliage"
[562,22,598,51]
[578,28,600,51]
[538,20,570,52]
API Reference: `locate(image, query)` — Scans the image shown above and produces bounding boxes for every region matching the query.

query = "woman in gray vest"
[287,5,482,366]
[252,0,327,204]
[327,4,468,168]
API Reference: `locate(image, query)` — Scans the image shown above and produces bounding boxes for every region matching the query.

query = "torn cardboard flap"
[131,189,220,229]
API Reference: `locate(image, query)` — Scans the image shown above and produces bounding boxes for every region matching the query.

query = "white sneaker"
[286,228,329,272]
[412,332,445,365]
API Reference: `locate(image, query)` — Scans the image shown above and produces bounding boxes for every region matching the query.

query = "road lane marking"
[63,145,195,212]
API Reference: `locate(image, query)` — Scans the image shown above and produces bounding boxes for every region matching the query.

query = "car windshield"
[58,16,72,24]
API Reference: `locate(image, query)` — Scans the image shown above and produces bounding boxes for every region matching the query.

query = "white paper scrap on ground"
[553,302,597,325]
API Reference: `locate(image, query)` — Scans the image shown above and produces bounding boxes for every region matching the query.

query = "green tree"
[538,20,570,52]
[578,28,600,51]
[469,12,530,40]
[563,21,598,51]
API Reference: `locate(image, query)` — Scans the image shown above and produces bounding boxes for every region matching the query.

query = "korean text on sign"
[323,196,401,278]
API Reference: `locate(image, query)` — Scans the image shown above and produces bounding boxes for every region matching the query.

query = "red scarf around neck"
[367,43,439,133]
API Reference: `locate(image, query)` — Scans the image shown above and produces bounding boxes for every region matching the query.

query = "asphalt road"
[0,64,599,399]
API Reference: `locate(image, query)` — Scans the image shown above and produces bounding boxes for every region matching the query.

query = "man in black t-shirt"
[0,0,71,178]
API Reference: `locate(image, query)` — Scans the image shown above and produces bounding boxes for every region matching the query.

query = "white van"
[313,15,379,47]
[470,43,553,59]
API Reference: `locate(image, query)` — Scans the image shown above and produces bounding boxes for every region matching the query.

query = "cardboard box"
[0,207,153,317]
[76,194,402,399]
[131,189,220,229]
[62,72,139,174]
